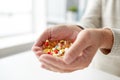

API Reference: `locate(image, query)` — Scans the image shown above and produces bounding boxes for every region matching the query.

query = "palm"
[35,25,81,47]
[48,25,81,42]
[32,25,81,57]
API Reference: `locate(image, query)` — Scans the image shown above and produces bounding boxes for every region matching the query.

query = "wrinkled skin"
[32,25,112,73]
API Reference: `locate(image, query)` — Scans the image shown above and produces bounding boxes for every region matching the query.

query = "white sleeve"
[79,0,102,28]
[108,28,120,56]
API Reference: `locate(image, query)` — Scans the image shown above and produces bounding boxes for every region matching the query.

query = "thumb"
[34,28,50,47]
[63,31,89,64]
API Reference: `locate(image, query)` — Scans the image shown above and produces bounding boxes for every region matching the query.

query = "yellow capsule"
[60,40,64,43]
[52,48,55,51]
[61,49,65,53]
[43,49,51,53]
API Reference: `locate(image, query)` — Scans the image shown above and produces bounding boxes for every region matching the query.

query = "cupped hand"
[38,28,107,73]
[32,24,81,58]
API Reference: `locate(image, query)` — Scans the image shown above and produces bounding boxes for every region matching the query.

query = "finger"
[34,28,51,47]
[63,31,90,64]
[40,54,89,71]
[35,51,44,58]
[39,54,80,71]
[32,46,43,57]
[32,46,42,52]
[40,59,75,73]
[39,54,67,69]
[41,62,59,72]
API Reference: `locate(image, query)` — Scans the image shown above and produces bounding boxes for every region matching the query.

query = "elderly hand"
[32,25,113,73]
[32,24,82,58]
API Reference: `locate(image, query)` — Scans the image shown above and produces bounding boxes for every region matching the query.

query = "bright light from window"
[0,0,32,37]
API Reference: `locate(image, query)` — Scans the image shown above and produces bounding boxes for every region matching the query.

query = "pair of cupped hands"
[32,25,113,73]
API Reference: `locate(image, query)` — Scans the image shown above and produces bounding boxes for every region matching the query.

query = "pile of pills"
[42,40,72,57]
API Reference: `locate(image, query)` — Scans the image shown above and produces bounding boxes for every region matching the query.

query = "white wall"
[47,0,67,21]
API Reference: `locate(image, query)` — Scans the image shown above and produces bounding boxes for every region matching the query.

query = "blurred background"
[1,0,120,80]
[0,0,88,57]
